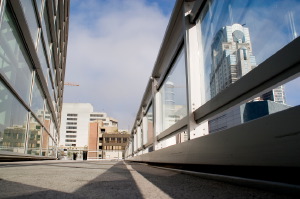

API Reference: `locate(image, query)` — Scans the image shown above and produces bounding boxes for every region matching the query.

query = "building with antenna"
[0,0,70,160]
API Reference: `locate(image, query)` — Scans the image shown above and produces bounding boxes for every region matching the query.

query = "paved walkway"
[0,160,297,199]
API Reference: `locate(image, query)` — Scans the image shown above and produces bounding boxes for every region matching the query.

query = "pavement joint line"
[149,165,300,197]
[123,161,172,199]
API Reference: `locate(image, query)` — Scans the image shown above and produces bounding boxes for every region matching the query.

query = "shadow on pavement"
[0,161,143,199]
[128,162,298,199]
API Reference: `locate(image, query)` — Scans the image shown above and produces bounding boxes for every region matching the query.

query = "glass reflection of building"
[208,23,289,133]
[210,23,285,103]
[210,23,257,98]
[0,1,70,159]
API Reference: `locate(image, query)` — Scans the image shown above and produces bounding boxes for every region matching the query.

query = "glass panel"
[41,4,51,57]
[37,36,49,80]
[0,80,28,153]
[31,76,44,122]
[27,115,42,155]
[207,76,300,134]
[197,0,300,104]
[44,104,51,132]
[50,48,56,83]
[48,137,55,157]
[47,71,55,102]
[35,0,44,19]
[146,104,154,145]
[41,129,49,156]
[0,5,33,105]
[50,114,54,137]
[159,48,187,131]
[20,0,39,45]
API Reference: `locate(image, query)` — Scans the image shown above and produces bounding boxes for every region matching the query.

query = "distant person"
[73,153,77,160]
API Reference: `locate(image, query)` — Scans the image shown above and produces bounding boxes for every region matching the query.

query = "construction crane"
[64,82,79,86]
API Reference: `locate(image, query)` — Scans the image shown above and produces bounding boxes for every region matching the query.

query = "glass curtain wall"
[0,0,69,158]
[0,5,33,105]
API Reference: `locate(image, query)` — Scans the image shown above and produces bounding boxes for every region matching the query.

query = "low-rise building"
[88,120,129,159]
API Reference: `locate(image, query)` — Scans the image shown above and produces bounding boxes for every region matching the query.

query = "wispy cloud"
[64,0,173,129]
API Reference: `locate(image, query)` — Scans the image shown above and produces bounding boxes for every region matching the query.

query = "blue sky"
[64,0,176,129]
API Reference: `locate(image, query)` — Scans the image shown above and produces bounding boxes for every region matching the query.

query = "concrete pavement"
[0,160,297,199]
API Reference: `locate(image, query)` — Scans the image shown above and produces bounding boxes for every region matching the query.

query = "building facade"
[60,103,118,155]
[88,120,129,159]
[0,0,70,160]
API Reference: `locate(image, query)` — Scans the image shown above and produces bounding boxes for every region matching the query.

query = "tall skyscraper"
[210,23,257,98]
[208,23,288,134]
[209,23,285,104]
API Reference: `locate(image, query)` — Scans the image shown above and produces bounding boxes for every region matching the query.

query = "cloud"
[64,0,172,129]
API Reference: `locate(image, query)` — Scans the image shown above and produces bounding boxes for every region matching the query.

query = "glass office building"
[0,0,70,160]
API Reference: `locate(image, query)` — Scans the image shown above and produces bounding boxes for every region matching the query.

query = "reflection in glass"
[146,104,154,147]
[41,129,49,156]
[35,0,44,19]
[207,76,300,134]
[20,0,39,45]
[0,80,28,153]
[198,0,299,103]
[48,137,55,157]
[37,36,49,80]
[44,104,52,132]
[159,48,187,131]
[41,4,51,57]
[31,76,45,122]
[0,5,33,105]
[27,115,42,155]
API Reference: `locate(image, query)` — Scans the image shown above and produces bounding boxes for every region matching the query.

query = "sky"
[64,0,300,130]
[64,0,176,130]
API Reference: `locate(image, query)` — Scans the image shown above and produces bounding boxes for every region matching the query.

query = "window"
[0,5,33,105]
[67,118,77,120]
[31,76,45,122]
[65,139,76,142]
[66,131,76,133]
[67,114,78,117]
[145,103,154,145]
[27,115,42,156]
[90,114,104,117]
[66,126,77,129]
[0,80,28,153]
[41,3,51,57]
[197,0,299,104]
[66,122,77,125]
[20,0,39,45]
[66,135,76,138]
[37,35,49,82]
[159,48,187,131]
